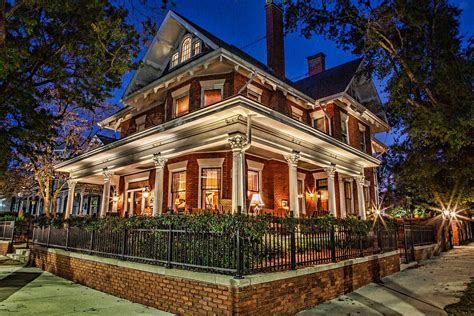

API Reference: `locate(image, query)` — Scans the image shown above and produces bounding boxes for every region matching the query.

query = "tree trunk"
[51,191,58,219]
[42,181,51,218]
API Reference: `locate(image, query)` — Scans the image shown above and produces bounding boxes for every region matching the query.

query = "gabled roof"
[292,58,363,100]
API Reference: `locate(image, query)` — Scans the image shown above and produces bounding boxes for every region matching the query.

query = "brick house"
[53,2,389,220]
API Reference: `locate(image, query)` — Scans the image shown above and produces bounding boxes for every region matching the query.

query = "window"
[359,124,367,152]
[341,113,349,144]
[171,52,179,68]
[174,95,189,117]
[313,117,325,132]
[135,115,146,132]
[201,168,221,210]
[316,179,328,212]
[181,37,192,62]
[203,89,222,107]
[364,185,370,211]
[193,41,201,55]
[247,170,260,199]
[344,181,354,214]
[171,171,186,211]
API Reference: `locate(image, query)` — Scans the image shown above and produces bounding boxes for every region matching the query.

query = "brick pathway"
[300,244,474,316]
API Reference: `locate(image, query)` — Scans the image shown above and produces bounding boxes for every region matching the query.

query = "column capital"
[228,133,248,150]
[67,179,78,188]
[102,168,113,181]
[324,165,337,178]
[284,151,300,167]
[355,175,365,185]
[153,153,168,169]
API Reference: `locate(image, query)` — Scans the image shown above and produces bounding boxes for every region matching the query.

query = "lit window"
[313,117,325,132]
[181,37,192,62]
[316,179,328,212]
[203,89,222,107]
[201,168,221,210]
[364,185,370,211]
[341,113,349,144]
[193,41,201,55]
[174,95,189,117]
[344,181,354,214]
[171,171,186,211]
[171,52,179,68]
[247,170,260,199]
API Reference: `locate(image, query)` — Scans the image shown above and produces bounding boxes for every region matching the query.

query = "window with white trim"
[201,168,221,210]
[247,170,260,199]
[313,117,325,132]
[170,52,179,68]
[364,184,371,211]
[193,41,201,55]
[200,79,225,108]
[181,37,192,62]
[247,84,262,102]
[172,85,190,118]
[344,181,354,215]
[291,106,303,122]
[171,171,186,211]
[340,113,349,144]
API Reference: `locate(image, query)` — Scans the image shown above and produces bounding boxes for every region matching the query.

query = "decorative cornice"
[284,151,300,167]
[228,134,248,150]
[153,153,168,169]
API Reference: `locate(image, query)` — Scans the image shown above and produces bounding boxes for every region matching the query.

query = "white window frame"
[171,84,191,118]
[247,84,262,102]
[246,160,264,198]
[197,158,224,208]
[170,52,179,68]
[180,36,192,62]
[200,79,225,108]
[123,171,150,216]
[311,111,326,133]
[167,161,188,209]
[193,40,201,55]
[340,112,349,144]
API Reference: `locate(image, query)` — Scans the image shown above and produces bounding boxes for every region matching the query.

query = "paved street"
[0,260,171,315]
[300,244,474,315]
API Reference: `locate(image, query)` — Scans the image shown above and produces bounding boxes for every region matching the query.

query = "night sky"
[109,0,474,145]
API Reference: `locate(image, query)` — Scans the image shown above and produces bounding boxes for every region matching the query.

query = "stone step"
[15,249,30,256]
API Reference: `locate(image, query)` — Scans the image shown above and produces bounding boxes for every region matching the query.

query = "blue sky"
[110,0,473,144]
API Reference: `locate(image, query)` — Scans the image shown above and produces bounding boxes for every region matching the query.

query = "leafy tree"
[284,0,473,206]
[0,0,141,177]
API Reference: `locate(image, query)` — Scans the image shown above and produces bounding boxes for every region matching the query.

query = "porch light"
[143,186,150,198]
[250,193,264,213]
[309,192,314,198]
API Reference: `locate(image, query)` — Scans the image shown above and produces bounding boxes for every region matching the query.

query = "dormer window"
[193,41,201,55]
[170,36,203,69]
[171,52,179,68]
[181,37,192,62]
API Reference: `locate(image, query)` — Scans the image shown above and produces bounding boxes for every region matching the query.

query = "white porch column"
[64,179,77,219]
[338,177,346,218]
[324,165,337,217]
[355,174,366,220]
[284,151,300,217]
[228,133,247,214]
[100,168,113,217]
[78,189,84,215]
[153,153,168,216]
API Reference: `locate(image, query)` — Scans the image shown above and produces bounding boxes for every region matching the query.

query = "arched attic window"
[181,37,192,62]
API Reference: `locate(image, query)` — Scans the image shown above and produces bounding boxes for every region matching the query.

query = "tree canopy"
[284,0,473,207]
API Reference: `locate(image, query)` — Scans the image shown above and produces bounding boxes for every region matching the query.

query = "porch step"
[6,249,30,264]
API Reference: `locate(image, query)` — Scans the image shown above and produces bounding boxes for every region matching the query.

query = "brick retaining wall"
[0,241,11,255]
[30,246,400,315]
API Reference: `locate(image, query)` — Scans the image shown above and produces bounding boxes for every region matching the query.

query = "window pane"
[175,95,189,117]
[193,41,201,55]
[247,170,259,198]
[201,168,221,209]
[171,52,179,68]
[203,89,222,107]
[172,171,186,210]
[181,37,191,62]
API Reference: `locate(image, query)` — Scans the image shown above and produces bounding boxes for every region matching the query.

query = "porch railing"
[0,221,14,241]
[32,219,398,276]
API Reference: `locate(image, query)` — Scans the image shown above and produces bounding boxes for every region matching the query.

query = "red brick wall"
[31,246,400,315]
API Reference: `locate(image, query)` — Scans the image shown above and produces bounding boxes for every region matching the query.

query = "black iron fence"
[0,221,14,241]
[32,218,399,276]
[399,222,437,263]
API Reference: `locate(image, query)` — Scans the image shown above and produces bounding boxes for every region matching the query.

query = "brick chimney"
[307,52,326,76]
[265,0,285,79]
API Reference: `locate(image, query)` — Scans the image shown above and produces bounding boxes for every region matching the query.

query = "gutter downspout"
[237,70,258,95]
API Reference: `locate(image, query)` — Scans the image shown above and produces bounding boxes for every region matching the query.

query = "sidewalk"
[0,261,172,315]
[300,244,474,316]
